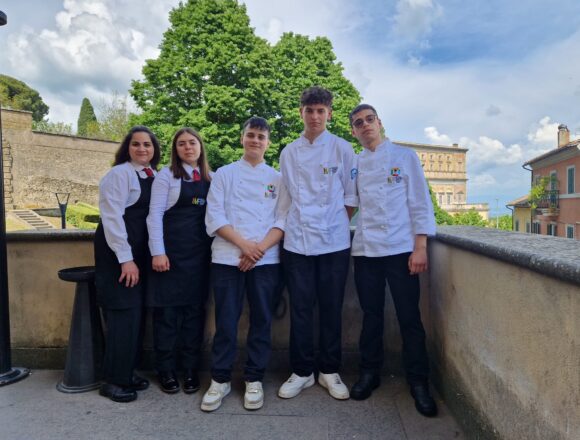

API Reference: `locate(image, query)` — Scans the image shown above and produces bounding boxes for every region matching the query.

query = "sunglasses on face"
[352,114,377,128]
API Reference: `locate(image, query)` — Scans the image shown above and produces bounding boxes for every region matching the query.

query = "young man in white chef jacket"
[202,116,287,412]
[348,103,438,417]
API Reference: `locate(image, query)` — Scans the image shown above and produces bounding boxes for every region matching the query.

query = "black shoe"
[350,373,381,400]
[182,370,200,394]
[131,374,150,391]
[410,383,438,417]
[158,371,180,394]
[99,383,137,403]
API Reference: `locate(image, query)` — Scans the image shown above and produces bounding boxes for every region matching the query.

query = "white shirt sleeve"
[205,168,230,237]
[99,165,135,264]
[342,143,359,207]
[273,178,290,231]
[147,168,172,256]
[407,152,436,236]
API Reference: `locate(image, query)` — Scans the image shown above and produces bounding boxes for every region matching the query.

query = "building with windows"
[506,195,532,233]
[522,124,580,239]
[395,141,489,219]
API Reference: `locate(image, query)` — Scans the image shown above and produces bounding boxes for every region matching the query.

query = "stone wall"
[1,108,118,208]
[426,226,579,440]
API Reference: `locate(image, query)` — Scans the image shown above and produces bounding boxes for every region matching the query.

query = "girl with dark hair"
[146,127,212,394]
[94,125,160,403]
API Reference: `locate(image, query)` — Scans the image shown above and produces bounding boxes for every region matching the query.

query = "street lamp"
[55,192,70,229]
[0,10,31,386]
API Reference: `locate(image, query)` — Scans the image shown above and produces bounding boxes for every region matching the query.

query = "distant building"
[522,124,579,239]
[395,141,490,219]
[506,195,531,233]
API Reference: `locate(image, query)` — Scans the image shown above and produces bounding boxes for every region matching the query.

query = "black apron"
[147,177,211,307]
[94,171,153,309]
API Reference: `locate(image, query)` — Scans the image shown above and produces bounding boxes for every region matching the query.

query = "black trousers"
[102,307,143,386]
[210,263,278,383]
[283,248,350,376]
[153,305,205,372]
[353,253,429,385]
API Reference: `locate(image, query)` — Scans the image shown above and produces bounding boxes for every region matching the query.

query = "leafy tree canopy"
[0,74,49,122]
[130,0,361,168]
[77,97,97,137]
[453,208,488,227]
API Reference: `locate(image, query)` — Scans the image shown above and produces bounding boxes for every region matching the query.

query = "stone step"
[11,209,55,230]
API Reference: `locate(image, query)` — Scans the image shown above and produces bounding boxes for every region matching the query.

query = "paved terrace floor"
[0,370,464,440]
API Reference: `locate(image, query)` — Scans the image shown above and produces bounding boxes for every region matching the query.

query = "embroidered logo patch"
[350,168,358,180]
[192,197,206,206]
[390,167,401,177]
[387,176,402,184]
[322,166,338,175]
[265,184,277,199]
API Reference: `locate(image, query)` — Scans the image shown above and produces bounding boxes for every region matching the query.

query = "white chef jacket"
[352,139,436,257]
[147,164,201,256]
[99,161,157,264]
[279,130,358,256]
[205,159,287,266]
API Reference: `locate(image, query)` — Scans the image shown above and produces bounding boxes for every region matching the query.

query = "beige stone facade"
[395,141,489,219]
[1,108,118,208]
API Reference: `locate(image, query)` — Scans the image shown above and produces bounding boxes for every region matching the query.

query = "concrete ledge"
[7,229,95,242]
[435,226,580,286]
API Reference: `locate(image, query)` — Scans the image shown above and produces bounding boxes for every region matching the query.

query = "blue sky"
[1,0,580,215]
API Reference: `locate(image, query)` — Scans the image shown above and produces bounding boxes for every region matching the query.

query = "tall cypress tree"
[77,97,97,137]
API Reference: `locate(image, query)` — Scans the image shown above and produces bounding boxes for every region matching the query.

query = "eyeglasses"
[352,114,377,128]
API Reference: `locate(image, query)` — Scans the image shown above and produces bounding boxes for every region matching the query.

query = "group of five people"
[94,86,437,417]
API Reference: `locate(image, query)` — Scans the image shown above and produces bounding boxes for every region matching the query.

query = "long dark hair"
[169,127,212,181]
[113,125,161,169]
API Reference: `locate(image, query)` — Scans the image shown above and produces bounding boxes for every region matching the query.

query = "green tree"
[0,74,49,122]
[453,208,487,226]
[77,97,97,137]
[489,214,512,230]
[32,120,73,135]
[130,0,275,167]
[269,33,362,163]
[429,185,454,225]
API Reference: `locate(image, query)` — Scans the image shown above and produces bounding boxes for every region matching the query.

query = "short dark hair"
[349,104,378,126]
[113,125,161,169]
[300,86,333,108]
[169,127,212,182]
[242,116,271,136]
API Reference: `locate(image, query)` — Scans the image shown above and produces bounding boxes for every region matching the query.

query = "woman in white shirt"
[146,127,212,395]
[94,126,161,403]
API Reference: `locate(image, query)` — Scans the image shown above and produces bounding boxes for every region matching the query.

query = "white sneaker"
[244,381,264,410]
[201,380,231,412]
[318,373,349,400]
[278,373,315,399]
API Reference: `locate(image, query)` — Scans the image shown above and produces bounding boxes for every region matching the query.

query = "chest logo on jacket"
[322,166,338,175]
[264,184,277,199]
[192,197,206,206]
[388,167,402,184]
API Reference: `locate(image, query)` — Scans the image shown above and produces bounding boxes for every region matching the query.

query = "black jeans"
[210,263,278,382]
[283,248,350,376]
[353,253,429,385]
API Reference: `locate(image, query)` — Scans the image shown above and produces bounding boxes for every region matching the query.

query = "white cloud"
[460,136,524,166]
[393,0,443,43]
[424,126,451,144]
[527,116,559,147]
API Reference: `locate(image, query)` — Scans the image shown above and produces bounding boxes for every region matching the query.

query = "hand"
[119,260,139,287]
[238,239,264,263]
[152,254,170,272]
[408,248,428,275]
[238,255,256,272]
